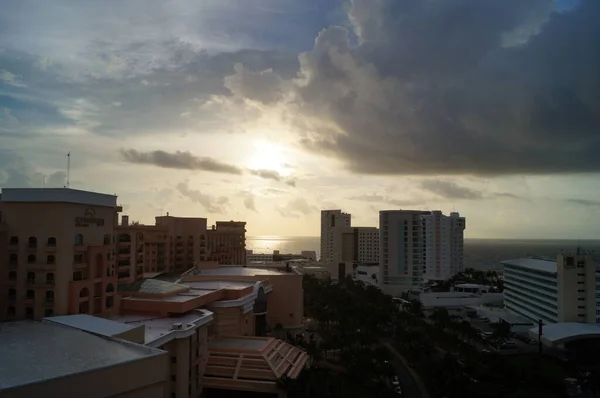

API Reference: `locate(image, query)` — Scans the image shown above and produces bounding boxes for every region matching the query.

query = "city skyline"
[2,0,600,239]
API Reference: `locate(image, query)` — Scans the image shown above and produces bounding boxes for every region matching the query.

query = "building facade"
[0,188,121,322]
[320,210,351,264]
[331,226,379,266]
[503,253,599,325]
[422,211,465,281]
[206,221,246,265]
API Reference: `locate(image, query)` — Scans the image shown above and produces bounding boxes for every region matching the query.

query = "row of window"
[9,254,56,265]
[6,306,53,319]
[9,234,113,247]
[7,284,114,299]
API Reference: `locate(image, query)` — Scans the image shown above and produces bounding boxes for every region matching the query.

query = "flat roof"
[0,321,161,390]
[501,257,557,274]
[43,314,139,337]
[183,280,255,290]
[529,322,600,344]
[122,292,206,303]
[210,336,271,351]
[196,267,283,276]
[111,310,213,346]
[0,188,118,208]
[455,283,489,289]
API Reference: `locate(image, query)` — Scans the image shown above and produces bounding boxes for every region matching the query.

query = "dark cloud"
[565,198,600,207]
[347,194,417,207]
[248,168,296,186]
[420,180,485,200]
[228,0,600,176]
[120,149,243,174]
[175,180,229,213]
[277,198,317,218]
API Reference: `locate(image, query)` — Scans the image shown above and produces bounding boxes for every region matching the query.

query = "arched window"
[26,289,34,299]
[46,273,55,285]
[28,237,37,248]
[79,287,89,297]
[106,296,114,308]
[47,237,57,246]
[106,283,114,293]
[9,236,18,245]
[9,253,17,265]
[74,234,84,245]
[8,288,16,298]
[8,271,16,281]
[27,254,36,264]
[47,255,55,264]
[7,306,15,316]
[95,253,104,279]
[45,291,54,302]
[25,307,34,319]
[45,309,54,317]
[26,272,35,283]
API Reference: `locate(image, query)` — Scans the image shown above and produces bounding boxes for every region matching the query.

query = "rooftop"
[0,188,118,208]
[119,278,190,295]
[501,257,557,274]
[111,309,213,347]
[194,267,284,276]
[43,314,139,337]
[183,280,255,291]
[0,321,162,390]
[528,322,600,345]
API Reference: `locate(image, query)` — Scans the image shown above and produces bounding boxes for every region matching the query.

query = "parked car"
[391,376,400,386]
[394,386,403,395]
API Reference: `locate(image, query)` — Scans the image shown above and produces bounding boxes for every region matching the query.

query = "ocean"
[246,236,600,271]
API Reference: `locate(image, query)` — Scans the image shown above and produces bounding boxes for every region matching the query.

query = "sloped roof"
[119,278,189,295]
[202,337,307,393]
[529,322,600,345]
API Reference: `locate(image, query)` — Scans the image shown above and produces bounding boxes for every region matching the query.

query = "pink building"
[207,221,247,265]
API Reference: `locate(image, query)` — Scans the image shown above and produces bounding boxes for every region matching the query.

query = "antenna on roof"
[66,151,71,188]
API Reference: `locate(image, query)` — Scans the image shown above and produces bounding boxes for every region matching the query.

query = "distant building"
[320,210,351,264]
[331,226,379,265]
[246,249,317,264]
[422,211,465,281]
[502,253,600,325]
[379,209,465,296]
[0,188,121,322]
[206,221,247,265]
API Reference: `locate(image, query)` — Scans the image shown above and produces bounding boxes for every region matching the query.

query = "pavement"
[384,342,429,398]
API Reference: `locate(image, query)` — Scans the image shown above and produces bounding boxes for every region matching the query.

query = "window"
[28,237,37,248]
[75,234,84,245]
[45,309,54,317]
[106,296,114,308]
[26,272,35,283]
[47,255,55,264]
[46,273,55,285]
[27,254,36,264]
[8,271,16,281]
[106,283,114,293]
[9,253,17,265]
[73,271,83,281]
[7,306,15,316]
[26,289,34,299]
[47,237,57,246]
[25,307,34,319]
[9,236,18,245]
[103,235,111,245]
[79,287,89,297]
[74,254,84,263]
[46,291,54,302]
[8,288,16,298]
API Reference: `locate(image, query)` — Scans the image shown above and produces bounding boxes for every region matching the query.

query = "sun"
[247,140,291,176]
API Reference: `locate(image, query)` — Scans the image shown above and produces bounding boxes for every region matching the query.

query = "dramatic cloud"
[227,0,600,176]
[347,194,418,207]
[120,149,243,174]
[421,180,485,200]
[248,169,296,186]
[176,181,229,213]
[277,198,317,218]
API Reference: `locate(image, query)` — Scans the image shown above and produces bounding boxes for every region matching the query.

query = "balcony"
[45,244,57,253]
[26,244,37,252]
[44,299,55,307]
[74,244,86,252]
[27,262,56,271]
[74,262,88,269]
[27,279,55,288]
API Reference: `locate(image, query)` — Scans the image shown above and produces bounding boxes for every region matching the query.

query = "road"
[383,341,428,398]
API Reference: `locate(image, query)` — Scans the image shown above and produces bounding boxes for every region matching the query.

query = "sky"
[1,0,599,239]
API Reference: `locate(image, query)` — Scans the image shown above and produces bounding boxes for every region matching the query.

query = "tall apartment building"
[503,252,600,324]
[320,210,351,264]
[331,226,379,265]
[379,210,430,295]
[0,188,121,321]
[115,215,208,283]
[206,221,247,265]
[422,211,466,281]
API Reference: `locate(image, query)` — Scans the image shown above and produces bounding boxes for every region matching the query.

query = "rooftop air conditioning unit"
[171,323,183,330]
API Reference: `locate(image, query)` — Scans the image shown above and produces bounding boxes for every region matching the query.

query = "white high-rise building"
[379,210,465,296]
[422,211,466,281]
[320,210,351,264]
[331,226,379,265]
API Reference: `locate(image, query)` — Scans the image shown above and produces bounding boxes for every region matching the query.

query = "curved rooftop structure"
[529,322,600,346]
